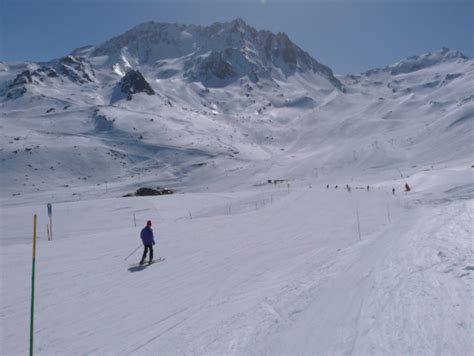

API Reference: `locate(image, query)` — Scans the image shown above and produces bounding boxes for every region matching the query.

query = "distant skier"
[366,185,370,191]
[140,220,155,265]
[326,184,329,189]
[404,183,411,192]
[346,184,351,192]
[392,187,395,195]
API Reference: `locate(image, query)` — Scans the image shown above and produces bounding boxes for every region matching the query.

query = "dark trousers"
[141,245,153,262]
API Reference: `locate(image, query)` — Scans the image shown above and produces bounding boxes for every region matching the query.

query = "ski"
[131,257,165,267]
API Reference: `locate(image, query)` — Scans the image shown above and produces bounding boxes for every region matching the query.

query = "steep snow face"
[388,47,468,75]
[328,52,474,171]
[1,55,98,102]
[89,18,343,89]
[362,47,469,77]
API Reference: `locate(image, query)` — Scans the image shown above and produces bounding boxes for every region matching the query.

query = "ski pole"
[124,244,142,261]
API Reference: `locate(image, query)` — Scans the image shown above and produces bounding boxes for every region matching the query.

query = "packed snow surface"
[1,168,473,354]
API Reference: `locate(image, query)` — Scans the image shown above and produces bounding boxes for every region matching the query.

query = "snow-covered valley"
[0,19,473,355]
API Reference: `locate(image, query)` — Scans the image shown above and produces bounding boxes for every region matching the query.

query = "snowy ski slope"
[1,167,472,354]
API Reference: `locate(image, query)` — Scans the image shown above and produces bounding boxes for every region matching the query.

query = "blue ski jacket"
[140,226,155,246]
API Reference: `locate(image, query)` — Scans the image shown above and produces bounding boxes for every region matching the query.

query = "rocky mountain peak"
[89,19,344,90]
[117,69,155,100]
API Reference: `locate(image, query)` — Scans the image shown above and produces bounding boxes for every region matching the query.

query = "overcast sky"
[1,0,472,73]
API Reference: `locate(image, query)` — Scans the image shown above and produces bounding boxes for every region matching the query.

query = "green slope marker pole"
[30,214,37,356]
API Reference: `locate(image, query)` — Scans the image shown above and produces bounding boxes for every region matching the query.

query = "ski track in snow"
[1,180,472,355]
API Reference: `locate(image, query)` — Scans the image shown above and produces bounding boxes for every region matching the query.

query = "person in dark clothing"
[140,220,155,265]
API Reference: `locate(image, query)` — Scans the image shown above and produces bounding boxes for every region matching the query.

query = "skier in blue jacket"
[140,220,155,265]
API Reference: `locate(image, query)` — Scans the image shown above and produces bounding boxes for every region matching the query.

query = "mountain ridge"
[361,47,469,77]
[0,19,472,199]
[86,18,344,90]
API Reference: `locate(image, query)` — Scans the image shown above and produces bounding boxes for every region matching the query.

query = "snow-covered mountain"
[88,18,344,89]
[0,19,472,199]
[362,47,468,76]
